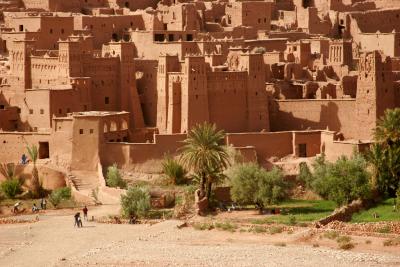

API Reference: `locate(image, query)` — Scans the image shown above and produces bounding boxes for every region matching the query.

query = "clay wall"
[30,56,59,88]
[226,132,293,162]
[135,59,158,126]
[244,38,287,53]
[270,99,357,139]
[207,71,248,132]
[84,58,119,111]
[226,1,272,32]
[321,131,371,162]
[100,133,186,168]
[0,132,51,163]
[75,15,145,48]
[358,32,400,58]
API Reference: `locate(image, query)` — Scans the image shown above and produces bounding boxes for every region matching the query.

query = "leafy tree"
[27,144,41,196]
[309,154,371,206]
[106,164,127,189]
[0,179,22,199]
[180,122,229,200]
[162,156,187,185]
[229,163,289,213]
[120,186,151,218]
[368,108,400,196]
[48,187,71,208]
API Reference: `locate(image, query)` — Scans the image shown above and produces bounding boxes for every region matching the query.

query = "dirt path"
[0,205,399,267]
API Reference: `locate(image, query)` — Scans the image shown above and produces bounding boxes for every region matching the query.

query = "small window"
[49,29,53,34]
[19,25,23,32]
[40,109,44,114]
[67,108,71,113]
[79,129,84,134]
[0,105,4,109]
[61,29,65,34]
[90,129,94,134]
[58,108,62,114]
[105,97,109,104]
[29,109,33,114]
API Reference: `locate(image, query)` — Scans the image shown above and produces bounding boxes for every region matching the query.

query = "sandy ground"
[0,205,400,267]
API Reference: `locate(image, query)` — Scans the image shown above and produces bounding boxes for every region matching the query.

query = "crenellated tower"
[356,51,395,140]
[181,55,209,133]
[9,39,35,90]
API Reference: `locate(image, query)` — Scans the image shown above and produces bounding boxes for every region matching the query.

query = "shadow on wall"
[0,164,66,190]
[270,101,342,133]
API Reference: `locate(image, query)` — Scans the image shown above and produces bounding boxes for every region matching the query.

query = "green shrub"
[251,226,267,233]
[193,222,214,231]
[297,162,312,186]
[48,187,71,208]
[308,154,371,206]
[338,242,355,250]
[214,222,237,232]
[383,237,400,246]
[120,186,151,218]
[323,231,339,240]
[162,157,187,185]
[336,236,351,244]
[269,226,283,235]
[229,163,289,212]
[106,164,127,189]
[0,178,22,199]
[288,215,297,226]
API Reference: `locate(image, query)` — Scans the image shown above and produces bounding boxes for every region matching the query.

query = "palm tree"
[27,144,40,196]
[0,163,17,180]
[180,122,229,200]
[369,108,400,196]
[374,108,400,145]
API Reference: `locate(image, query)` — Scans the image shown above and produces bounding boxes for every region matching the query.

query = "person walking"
[82,206,88,221]
[74,212,82,228]
[40,198,47,210]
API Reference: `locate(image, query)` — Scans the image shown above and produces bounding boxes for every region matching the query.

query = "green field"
[251,199,336,225]
[351,198,400,223]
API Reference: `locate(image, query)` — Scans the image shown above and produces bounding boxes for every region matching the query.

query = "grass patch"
[193,222,214,231]
[383,237,400,247]
[323,231,339,240]
[336,236,354,250]
[376,225,391,234]
[269,226,283,235]
[338,242,355,250]
[250,226,267,233]
[251,199,336,225]
[214,222,238,232]
[351,198,400,223]
[146,209,173,219]
[336,236,352,244]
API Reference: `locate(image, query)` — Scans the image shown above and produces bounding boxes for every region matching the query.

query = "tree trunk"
[31,165,40,196]
[199,172,206,199]
[206,180,212,201]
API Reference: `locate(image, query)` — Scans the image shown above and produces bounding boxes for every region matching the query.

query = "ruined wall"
[270,99,357,139]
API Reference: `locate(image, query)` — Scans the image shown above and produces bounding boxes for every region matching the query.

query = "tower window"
[19,25,23,32]
[79,129,84,134]
[105,97,110,104]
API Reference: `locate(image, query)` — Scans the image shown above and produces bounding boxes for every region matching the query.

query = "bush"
[162,157,187,185]
[297,162,312,187]
[307,154,371,206]
[120,186,151,218]
[106,164,127,189]
[48,187,71,208]
[230,163,289,212]
[0,179,22,199]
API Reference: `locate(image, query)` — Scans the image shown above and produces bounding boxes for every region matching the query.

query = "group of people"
[31,198,47,213]
[74,206,88,228]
